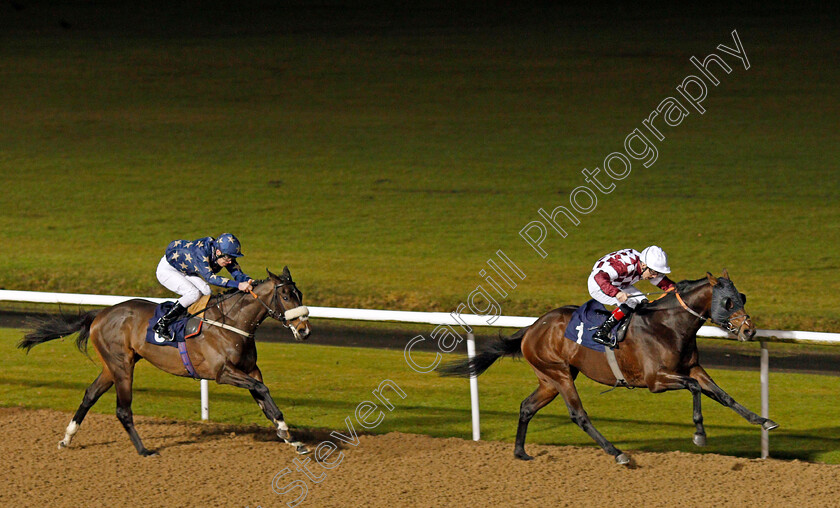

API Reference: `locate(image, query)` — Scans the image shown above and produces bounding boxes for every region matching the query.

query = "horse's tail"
[439,326,529,378]
[18,310,99,354]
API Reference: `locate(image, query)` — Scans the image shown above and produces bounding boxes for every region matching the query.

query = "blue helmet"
[217,233,244,257]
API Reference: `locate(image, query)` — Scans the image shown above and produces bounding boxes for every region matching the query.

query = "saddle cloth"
[563,299,630,351]
[145,301,204,347]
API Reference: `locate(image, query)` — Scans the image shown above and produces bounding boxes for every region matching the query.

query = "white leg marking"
[59,421,80,449]
[290,441,310,454]
[276,420,291,439]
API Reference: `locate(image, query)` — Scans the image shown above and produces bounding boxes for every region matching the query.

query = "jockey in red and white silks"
[587,246,676,347]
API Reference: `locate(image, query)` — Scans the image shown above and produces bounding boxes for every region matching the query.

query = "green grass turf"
[0,3,837,332]
[2,328,838,463]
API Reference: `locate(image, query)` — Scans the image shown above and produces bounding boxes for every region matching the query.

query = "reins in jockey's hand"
[184,291,256,338]
[634,290,670,297]
[184,281,309,339]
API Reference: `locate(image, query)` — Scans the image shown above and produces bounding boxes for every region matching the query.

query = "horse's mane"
[636,277,710,313]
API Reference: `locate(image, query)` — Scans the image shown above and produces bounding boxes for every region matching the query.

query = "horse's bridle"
[191,282,308,339]
[248,282,309,326]
[674,289,749,335]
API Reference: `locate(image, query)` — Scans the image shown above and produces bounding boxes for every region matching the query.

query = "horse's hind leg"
[59,370,114,449]
[690,365,778,431]
[514,382,558,460]
[217,363,309,454]
[552,370,629,465]
[113,357,155,456]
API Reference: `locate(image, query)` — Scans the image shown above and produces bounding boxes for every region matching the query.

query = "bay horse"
[442,271,778,464]
[18,266,311,456]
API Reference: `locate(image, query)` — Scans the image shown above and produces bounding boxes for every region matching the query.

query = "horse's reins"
[188,291,255,338]
[627,286,749,335]
[187,282,308,338]
[187,290,239,317]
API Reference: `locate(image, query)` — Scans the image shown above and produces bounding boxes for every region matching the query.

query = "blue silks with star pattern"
[164,237,251,289]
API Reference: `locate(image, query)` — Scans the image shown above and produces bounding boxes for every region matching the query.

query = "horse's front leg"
[216,363,310,454]
[689,365,779,431]
[246,367,298,444]
[649,372,707,447]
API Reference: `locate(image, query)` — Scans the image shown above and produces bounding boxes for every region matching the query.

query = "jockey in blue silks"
[154,233,254,341]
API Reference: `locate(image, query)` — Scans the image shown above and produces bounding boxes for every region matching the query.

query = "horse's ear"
[266,268,278,281]
[706,272,718,286]
[282,265,291,279]
[721,268,730,280]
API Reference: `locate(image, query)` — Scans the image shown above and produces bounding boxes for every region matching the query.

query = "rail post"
[760,340,769,459]
[466,332,480,441]
[201,379,209,420]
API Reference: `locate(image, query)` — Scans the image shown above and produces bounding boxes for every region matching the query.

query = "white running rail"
[2,289,838,458]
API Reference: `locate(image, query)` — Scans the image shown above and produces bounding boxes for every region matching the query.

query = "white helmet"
[641,245,671,274]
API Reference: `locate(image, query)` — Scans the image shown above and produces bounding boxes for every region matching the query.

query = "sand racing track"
[2,407,839,507]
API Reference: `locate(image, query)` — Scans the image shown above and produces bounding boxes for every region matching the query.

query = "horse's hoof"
[294,444,310,455]
[277,428,291,441]
[693,433,707,447]
[615,453,630,465]
[139,449,159,457]
[762,419,779,431]
[514,450,534,461]
[58,441,67,450]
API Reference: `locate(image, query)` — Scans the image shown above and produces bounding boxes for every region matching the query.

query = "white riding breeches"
[156,256,211,307]
[587,275,645,309]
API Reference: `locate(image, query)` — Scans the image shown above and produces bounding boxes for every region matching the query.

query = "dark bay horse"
[442,271,778,464]
[18,267,311,456]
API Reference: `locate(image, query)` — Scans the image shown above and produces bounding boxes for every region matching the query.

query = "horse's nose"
[744,326,756,340]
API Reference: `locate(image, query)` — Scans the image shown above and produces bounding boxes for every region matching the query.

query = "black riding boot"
[153,302,187,342]
[592,315,620,348]
[592,304,632,348]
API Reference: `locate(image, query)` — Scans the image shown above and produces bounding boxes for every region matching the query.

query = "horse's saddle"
[183,294,210,336]
[145,301,204,347]
[564,300,632,352]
